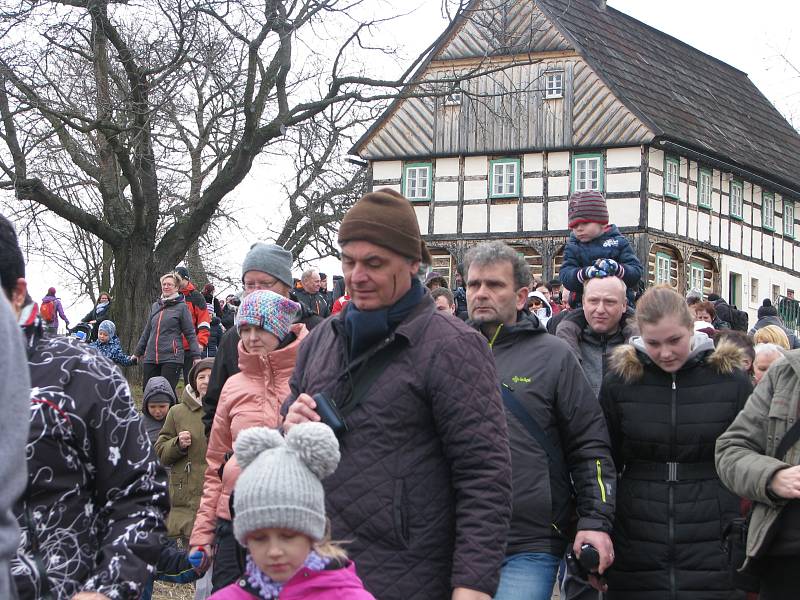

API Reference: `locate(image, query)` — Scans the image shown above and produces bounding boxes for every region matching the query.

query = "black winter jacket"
[478,313,615,556]
[599,335,752,600]
[282,295,512,599]
[13,324,168,600]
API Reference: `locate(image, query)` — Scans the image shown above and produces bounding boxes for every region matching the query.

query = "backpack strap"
[338,341,405,418]
[776,419,800,460]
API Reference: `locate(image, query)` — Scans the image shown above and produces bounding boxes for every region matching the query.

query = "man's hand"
[451,588,492,600]
[72,593,111,600]
[178,430,192,449]
[574,529,614,574]
[769,466,800,499]
[283,394,320,432]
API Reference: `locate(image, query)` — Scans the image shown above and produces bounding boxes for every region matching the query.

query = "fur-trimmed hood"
[609,333,745,383]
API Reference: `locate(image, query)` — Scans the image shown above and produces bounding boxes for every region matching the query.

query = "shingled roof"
[535,0,800,192]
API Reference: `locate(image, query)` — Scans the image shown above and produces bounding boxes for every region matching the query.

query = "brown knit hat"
[568,190,609,228]
[338,188,432,263]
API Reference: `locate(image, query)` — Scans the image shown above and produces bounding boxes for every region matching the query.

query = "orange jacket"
[181,281,210,350]
[189,323,307,546]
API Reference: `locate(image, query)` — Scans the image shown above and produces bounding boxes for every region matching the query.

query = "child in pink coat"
[208,423,375,600]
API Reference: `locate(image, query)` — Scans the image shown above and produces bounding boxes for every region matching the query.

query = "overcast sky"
[22,0,800,321]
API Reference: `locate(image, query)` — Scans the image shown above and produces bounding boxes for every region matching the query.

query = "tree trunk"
[185,239,209,290]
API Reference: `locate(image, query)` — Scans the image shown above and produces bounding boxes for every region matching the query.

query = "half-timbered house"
[350,0,800,325]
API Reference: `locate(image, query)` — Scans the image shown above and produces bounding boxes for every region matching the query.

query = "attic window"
[444,85,463,106]
[545,71,564,99]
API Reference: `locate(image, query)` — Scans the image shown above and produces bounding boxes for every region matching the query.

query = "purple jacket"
[40,294,68,328]
[209,562,375,600]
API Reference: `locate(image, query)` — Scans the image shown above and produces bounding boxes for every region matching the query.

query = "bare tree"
[0,0,541,347]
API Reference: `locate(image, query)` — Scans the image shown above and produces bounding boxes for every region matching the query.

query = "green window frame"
[402,162,432,201]
[655,252,672,285]
[785,200,795,238]
[489,158,521,198]
[664,155,680,199]
[571,153,604,193]
[698,168,712,208]
[730,180,743,220]
[763,192,775,231]
[689,262,705,294]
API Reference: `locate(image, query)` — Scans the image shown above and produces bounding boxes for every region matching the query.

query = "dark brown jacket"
[283,294,512,600]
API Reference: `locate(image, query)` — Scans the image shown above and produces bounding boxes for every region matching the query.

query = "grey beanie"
[98,320,116,337]
[232,423,340,545]
[241,243,294,288]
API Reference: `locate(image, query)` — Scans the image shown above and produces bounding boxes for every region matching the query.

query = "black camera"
[313,393,348,437]
[565,544,601,581]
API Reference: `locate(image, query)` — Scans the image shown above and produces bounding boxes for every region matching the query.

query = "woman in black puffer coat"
[599,285,752,600]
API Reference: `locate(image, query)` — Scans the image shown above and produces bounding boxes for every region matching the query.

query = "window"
[750,278,759,305]
[664,156,680,198]
[773,284,782,303]
[490,158,520,198]
[690,263,705,295]
[444,85,462,106]
[430,250,453,286]
[572,153,603,192]
[729,272,742,307]
[763,193,775,230]
[545,71,564,99]
[656,252,672,285]
[784,200,794,237]
[698,168,712,208]
[403,163,432,201]
[730,181,743,219]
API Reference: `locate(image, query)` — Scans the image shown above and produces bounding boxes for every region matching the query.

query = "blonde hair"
[753,325,791,350]
[635,285,694,331]
[313,519,349,562]
[160,273,178,286]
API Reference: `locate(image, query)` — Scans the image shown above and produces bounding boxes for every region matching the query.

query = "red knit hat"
[568,190,609,228]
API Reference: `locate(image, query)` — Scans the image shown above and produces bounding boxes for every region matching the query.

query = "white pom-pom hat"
[232,423,341,544]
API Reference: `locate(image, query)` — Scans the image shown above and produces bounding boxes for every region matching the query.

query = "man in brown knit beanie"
[283,188,512,600]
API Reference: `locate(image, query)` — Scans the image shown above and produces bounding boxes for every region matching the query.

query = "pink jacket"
[190,324,307,546]
[208,562,376,600]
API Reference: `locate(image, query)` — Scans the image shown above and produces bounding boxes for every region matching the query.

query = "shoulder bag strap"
[500,383,566,474]
[776,418,800,460]
[338,342,405,418]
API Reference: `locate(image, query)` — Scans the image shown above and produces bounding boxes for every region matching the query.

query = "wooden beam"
[428,50,579,71]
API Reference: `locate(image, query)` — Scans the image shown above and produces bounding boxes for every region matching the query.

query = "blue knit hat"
[98,320,116,337]
[236,290,300,340]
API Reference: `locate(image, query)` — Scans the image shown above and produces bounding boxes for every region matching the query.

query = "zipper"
[669,374,677,600]
[155,310,165,363]
[488,323,503,348]
[595,459,606,502]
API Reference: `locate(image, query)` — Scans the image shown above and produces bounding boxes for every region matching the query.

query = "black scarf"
[344,277,424,359]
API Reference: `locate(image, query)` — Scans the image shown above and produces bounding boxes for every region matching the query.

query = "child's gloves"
[594,258,620,276]
[581,265,607,280]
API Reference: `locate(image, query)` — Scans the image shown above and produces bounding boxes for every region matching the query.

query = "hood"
[142,376,177,410]
[755,315,787,329]
[781,349,800,378]
[237,323,307,376]
[159,294,183,306]
[609,333,743,383]
[469,311,546,349]
[41,294,57,302]
[181,384,202,409]
[528,291,552,318]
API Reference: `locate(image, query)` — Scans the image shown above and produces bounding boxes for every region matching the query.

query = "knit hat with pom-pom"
[232,423,341,544]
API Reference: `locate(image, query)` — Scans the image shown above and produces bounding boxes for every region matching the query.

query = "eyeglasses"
[244,281,280,291]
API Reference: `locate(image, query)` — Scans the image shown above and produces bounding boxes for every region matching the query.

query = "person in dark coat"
[204,315,223,358]
[220,294,238,330]
[201,243,322,436]
[599,285,752,600]
[749,299,800,349]
[81,291,112,341]
[283,189,512,600]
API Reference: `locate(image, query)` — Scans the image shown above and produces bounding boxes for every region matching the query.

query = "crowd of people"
[1,185,799,600]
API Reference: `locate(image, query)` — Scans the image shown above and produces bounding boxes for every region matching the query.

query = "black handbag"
[723,418,800,592]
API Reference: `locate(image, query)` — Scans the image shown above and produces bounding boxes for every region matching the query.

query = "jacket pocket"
[392,479,410,549]
[169,469,192,507]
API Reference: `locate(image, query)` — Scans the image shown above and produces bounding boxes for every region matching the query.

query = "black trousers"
[211,518,245,592]
[760,555,800,600]
[183,353,194,387]
[142,362,182,396]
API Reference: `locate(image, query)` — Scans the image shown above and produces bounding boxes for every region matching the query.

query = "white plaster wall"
[549,151,570,171]
[549,176,570,197]
[730,222,742,253]
[649,172,663,197]
[752,230,762,260]
[434,181,459,202]
[549,200,568,230]
[607,198,639,227]
[373,183,401,194]
[523,204,543,232]
[433,206,458,234]
[464,179,488,201]
[678,204,687,237]
[721,221,729,249]
[462,204,487,233]
[435,157,460,177]
[663,203,677,234]
[742,226,751,256]
[524,177,544,197]
[648,198,663,229]
[414,206,429,234]
[372,160,402,180]
[524,153,544,172]
[698,212,710,243]
[491,204,518,233]
[607,146,641,169]
[762,235,772,260]
[606,172,641,193]
[711,216,720,246]
[650,148,665,170]
[786,241,794,269]
[464,156,487,176]
[688,209,697,239]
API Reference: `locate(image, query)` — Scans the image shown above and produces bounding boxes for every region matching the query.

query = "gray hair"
[754,343,786,357]
[463,241,531,290]
[301,268,319,282]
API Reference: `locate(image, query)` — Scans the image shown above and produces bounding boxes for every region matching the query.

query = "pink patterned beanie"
[236,290,300,340]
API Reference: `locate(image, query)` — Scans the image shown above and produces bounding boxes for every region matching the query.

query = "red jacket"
[181,282,210,350]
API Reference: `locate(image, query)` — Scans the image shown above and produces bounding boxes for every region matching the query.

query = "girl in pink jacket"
[209,423,375,600]
[190,290,308,591]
